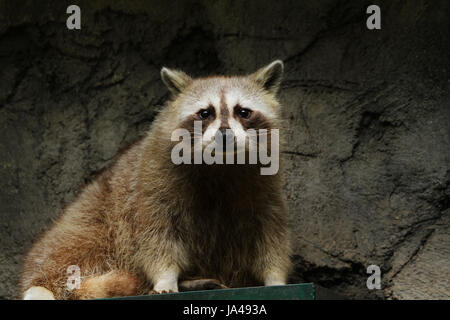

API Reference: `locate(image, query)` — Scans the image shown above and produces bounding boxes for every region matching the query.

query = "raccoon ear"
[161,67,192,95]
[251,60,284,95]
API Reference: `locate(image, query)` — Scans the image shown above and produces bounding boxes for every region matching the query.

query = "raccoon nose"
[219,128,234,146]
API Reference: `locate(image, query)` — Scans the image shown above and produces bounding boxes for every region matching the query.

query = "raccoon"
[20,60,291,300]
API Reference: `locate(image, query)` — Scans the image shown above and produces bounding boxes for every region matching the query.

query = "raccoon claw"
[179,278,228,291]
[148,289,175,295]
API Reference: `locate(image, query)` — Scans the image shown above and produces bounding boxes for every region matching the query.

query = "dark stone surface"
[0,0,448,299]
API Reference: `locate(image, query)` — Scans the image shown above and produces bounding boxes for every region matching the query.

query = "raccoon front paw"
[150,279,179,294]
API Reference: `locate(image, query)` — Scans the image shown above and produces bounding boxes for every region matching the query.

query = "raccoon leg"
[179,278,228,291]
[142,241,190,294]
[252,217,291,286]
[74,270,142,299]
[139,226,190,294]
[257,244,290,286]
[263,270,287,286]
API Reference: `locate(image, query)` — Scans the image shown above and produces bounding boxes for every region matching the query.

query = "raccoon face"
[161,60,283,153]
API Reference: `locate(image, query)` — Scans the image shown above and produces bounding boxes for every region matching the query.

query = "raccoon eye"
[198,109,212,119]
[237,107,252,119]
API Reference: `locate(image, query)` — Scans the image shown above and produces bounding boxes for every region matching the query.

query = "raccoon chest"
[183,208,260,279]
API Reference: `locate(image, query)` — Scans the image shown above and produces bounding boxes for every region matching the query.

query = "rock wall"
[0,0,448,299]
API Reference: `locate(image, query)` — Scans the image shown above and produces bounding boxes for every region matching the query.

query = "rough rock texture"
[0,0,448,299]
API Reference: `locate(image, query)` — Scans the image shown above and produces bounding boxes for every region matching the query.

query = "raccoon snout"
[218,128,235,146]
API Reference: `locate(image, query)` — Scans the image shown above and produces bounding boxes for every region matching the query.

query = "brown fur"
[219,90,230,129]
[20,61,291,299]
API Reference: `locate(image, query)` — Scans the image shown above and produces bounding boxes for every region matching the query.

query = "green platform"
[109,283,315,300]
